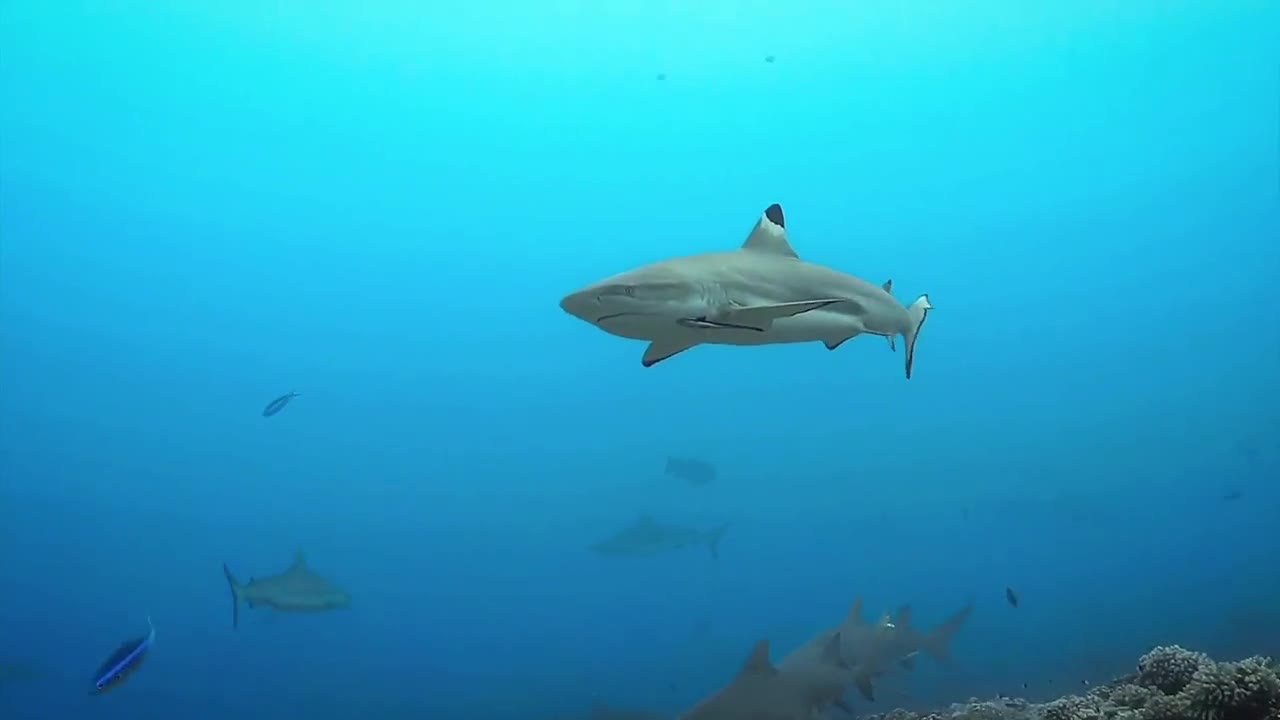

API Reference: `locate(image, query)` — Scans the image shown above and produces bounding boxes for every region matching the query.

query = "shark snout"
[559,290,599,323]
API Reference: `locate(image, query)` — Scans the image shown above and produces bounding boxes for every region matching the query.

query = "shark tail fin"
[921,600,973,663]
[706,523,729,560]
[222,564,244,629]
[903,294,932,380]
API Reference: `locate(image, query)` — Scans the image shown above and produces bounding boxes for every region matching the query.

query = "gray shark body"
[560,204,933,378]
[590,515,728,560]
[221,550,351,628]
[677,639,853,720]
[832,598,974,700]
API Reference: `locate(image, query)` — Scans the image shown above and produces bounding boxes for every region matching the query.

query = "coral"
[1138,646,1213,695]
[1040,695,1104,720]
[857,650,1279,720]
[1179,656,1280,720]
[1105,683,1157,712]
[1136,692,1185,720]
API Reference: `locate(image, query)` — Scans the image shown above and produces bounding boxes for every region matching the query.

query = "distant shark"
[676,639,853,720]
[559,203,933,378]
[590,515,728,559]
[222,550,351,628]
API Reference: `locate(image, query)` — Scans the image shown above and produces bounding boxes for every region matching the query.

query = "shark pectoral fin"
[641,338,698,367]
[725,299,843,330]
[885,335,896,352]
[741,203,799,258]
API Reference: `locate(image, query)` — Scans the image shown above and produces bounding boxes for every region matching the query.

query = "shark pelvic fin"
[741,203,799,258]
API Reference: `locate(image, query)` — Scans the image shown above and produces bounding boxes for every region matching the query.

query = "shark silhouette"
[676,639,853,720]
[222,550,351,628]
[589,515,728,560]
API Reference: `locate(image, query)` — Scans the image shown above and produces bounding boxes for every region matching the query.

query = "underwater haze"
[2,2,1279,719]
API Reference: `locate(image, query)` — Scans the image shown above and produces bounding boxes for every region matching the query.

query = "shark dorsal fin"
[896,604,913,628]
[741,204,798,258]
[290,550,307,570]
[882,279,893,293]
[845,598,864,626]
[740,639,775,676]
[820,632,844,665]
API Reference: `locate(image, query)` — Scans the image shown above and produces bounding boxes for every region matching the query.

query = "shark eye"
[622,285,636,297]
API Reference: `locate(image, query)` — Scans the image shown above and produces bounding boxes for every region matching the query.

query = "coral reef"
[859,646,1280,720]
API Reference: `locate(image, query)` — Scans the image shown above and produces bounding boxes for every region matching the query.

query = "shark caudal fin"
[222,564,245,629]
[903,294,932,380]
[706,524,729,560]
[920,601,973,663]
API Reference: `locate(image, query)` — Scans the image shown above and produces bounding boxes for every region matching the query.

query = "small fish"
[261,391,300,417]
[764,54,776,63]
[1005,586,1019,608]
[1222,489,1243,501]
[656,72,667,81]
[89,616,155,695]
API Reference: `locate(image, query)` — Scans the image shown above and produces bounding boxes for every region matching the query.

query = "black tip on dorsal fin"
[882,279,892,293]
[765,203,784,228]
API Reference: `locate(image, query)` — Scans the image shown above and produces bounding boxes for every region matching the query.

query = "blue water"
[2,2,1278,718]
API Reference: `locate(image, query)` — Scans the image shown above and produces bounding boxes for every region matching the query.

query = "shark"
[559,203,933,378]
[835,598,974,700]
[676,639,854,720]
[221,550,351,628]
[589,514,728,559]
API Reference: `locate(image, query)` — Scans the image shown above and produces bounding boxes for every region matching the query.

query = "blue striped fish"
[89,617,154,695]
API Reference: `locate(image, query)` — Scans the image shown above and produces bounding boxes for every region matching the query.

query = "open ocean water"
[1,2,1278,719]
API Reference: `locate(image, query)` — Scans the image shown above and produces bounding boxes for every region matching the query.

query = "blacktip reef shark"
[590,514,729,560]
[559,203,933,378]
[222,550,351,628]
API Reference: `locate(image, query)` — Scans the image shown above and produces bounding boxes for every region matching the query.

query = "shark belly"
[696,305,866,347]
[842,293,908,338]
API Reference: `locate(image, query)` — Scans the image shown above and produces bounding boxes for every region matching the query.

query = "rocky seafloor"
[862,646,1279,720]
